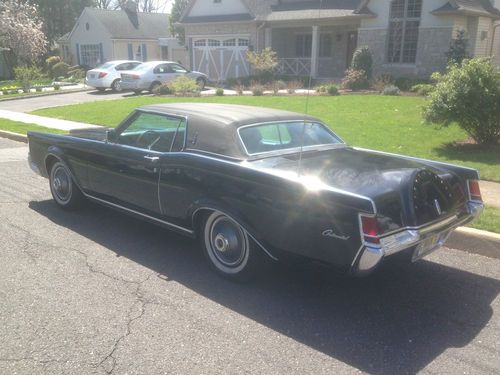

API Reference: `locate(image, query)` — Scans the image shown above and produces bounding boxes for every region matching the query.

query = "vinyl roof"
[139,103,320,159]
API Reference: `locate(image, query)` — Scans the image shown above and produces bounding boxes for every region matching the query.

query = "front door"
[346,31,358,68]
[87,111,187,217]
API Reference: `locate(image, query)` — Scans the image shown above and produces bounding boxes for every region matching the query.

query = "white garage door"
[192,36,250,82]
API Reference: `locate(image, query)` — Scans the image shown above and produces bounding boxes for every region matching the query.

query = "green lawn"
[469,205,500,234]
[33,95,500,181]
[0,119,66,135]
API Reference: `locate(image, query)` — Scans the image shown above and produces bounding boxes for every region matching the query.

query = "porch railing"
[276,58,311,76]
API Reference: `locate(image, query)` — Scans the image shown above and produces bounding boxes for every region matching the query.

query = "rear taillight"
[98,72,108,78]
[360,214,380,244]
[468,179,482,202]
[131,74,140,80]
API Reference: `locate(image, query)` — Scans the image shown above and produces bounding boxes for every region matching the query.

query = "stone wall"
[358,26,452,79]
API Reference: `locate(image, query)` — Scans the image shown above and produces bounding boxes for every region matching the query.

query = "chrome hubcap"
[209,216,246,267]
[52,166,71,202]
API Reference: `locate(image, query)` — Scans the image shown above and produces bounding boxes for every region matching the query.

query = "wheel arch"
[191,204,278,261]
[44,151,85,192]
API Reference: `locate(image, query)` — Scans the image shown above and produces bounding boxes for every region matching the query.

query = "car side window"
[169,63,188,73]
[153,64,171,74]
[117,112,186,152]
[115,63,127,71]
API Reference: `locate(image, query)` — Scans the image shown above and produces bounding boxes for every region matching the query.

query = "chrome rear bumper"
[353,201,484,276]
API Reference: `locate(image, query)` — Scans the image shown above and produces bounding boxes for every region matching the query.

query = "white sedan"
[85,60,141,92]
[120,61,208,94]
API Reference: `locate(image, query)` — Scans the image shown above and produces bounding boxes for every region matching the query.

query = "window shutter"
[142,44,147,61]
[99,43,104,64]
[128,43,133,60]
[76,43,81,65]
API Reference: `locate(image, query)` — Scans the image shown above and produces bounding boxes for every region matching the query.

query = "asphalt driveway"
[0,90,135,113]
[0,138,499,374]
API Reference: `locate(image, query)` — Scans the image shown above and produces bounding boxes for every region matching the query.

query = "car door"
[87,111,186,217]
[167,63,189,80]
[152,63,176,84]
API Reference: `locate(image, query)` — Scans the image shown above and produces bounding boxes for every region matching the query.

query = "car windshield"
[132,63,152,71]
[239,121,343,156]
[96,62,114,69]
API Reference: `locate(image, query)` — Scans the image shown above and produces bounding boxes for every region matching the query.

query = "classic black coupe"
[28,103,484,280]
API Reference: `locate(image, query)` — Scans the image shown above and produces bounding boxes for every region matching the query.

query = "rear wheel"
[49,161,84,210]
[111,79,122,92]
[149,81,161,93]
[201,211,258,281]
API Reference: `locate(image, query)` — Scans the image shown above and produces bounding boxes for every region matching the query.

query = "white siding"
[189,0,248,17]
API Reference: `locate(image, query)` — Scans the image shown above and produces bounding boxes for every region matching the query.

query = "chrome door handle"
[144,155,160,163]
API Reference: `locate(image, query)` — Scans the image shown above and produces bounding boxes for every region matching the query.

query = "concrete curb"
[448,227,500,259]
[0,130,27,143]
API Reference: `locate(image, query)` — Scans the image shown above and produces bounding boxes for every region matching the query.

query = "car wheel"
[196,78,206,90]
[49,161,84,210]
[97,88,106,92]
[201,211,258,281]
[149,81,161,93]
[111,79,122,92]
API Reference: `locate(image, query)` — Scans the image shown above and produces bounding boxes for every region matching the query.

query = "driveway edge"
[447,227,500,259]
[0,88,91,103]
[0,130,27,143]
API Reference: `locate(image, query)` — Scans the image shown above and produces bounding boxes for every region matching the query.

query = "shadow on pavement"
[30,200,499,374]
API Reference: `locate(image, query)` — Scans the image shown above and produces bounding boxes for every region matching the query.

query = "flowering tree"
[0,0,47,68]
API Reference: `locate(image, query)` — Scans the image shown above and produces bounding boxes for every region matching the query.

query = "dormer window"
[387,0,422,64]
[214,0,222,4]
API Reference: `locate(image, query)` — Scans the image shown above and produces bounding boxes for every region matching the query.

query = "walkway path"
[0,109,98,131]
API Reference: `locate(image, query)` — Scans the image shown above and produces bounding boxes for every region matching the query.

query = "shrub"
[46,56,61,74]
[35,87,42,92]
[446,29,469,66]
[14,65,43,90]
[424,58,500,145]
[394,77,429,91]
[68,67,85,81]
[286,80,303,94]
[268,80,286,95]
[52,62,70,79]
[215,87,224,96]
[2,90,8,95]
[169,76,199,96]
[351,47,373,79]
[225,77,238,88]
[250,83,264,96]
[410,83,434,96]
[234,84,245,95]
[342,69,369,90]
[316,83,339,96]
[372,74,393,92]
[382,85,400,96]
[246,48,278,81]
[153,83,172,96]
[53,83,60,90]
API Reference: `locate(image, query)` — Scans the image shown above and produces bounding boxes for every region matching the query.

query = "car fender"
[44,147,85,191]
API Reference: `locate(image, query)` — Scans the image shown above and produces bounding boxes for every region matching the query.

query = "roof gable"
[85,7,171,40]
[432,0,500,17]
[180,0,254,23]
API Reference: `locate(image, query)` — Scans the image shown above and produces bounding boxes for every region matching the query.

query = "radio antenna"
[299,0,324,177]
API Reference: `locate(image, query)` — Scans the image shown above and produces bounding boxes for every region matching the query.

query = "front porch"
[265,23,360,79]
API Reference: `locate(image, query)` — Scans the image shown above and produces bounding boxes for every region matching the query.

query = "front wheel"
[49,161,84,210]
[196,78,206,90]
[111,79,122,92]
[201,211,258,281]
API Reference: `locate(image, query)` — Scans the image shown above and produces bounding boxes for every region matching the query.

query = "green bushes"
[342,69,369,90]
[424,58,500,145]
[316,83,339,96]
[51,62,70,79]
[351,47,373,79]
[246,47,278,82]
[169,76,200,96]
[410,84,434,96]
[14,65,42,90]
[250,83,264,96]
[215,88,224,96]
[382,85,400,96]
[153,83,173,96]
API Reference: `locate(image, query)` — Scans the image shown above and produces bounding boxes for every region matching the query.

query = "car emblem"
[434,199,442,215]
[322,229,350,240]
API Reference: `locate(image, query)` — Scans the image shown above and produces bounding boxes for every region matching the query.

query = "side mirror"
[106,129,116,143]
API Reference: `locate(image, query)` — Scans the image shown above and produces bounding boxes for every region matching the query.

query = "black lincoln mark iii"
[28,103,484,280]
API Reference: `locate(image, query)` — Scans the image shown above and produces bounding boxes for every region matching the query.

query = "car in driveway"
[120,61,208,94]
[86,60,142,92]
[27,104,484,281]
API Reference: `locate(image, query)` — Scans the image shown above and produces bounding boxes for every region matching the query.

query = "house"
[58,7,188,68]
[178,0,500,81]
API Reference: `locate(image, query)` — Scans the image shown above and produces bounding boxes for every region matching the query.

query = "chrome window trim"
[236,120,345,157]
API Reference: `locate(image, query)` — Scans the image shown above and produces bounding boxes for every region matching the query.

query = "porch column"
[311,25,319,78]
[265,27,272,48]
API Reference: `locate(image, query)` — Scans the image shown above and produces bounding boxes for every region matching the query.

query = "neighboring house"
[178,0,500,81]
[58,7,188,68]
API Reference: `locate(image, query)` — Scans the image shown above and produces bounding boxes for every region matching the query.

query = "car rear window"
[96,62,113,69]
[239,121,342,155]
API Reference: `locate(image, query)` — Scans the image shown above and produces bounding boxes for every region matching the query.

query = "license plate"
[412,230,450,261]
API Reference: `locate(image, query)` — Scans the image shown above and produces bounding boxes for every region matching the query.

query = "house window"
[80,44,100,67]
[319,34,332,57]
[238,38,249,47]
[208,39,221,47]
[296,34,312,57]
[194,39,206,47]
[223,39,236,46]
[387,0,422,64]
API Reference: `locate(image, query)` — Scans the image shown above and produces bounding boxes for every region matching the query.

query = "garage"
[192,36,250,82]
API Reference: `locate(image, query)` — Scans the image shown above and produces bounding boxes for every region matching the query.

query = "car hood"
[247,147,466,228]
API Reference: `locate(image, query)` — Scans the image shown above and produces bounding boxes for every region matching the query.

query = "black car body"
[28,103,484,279]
